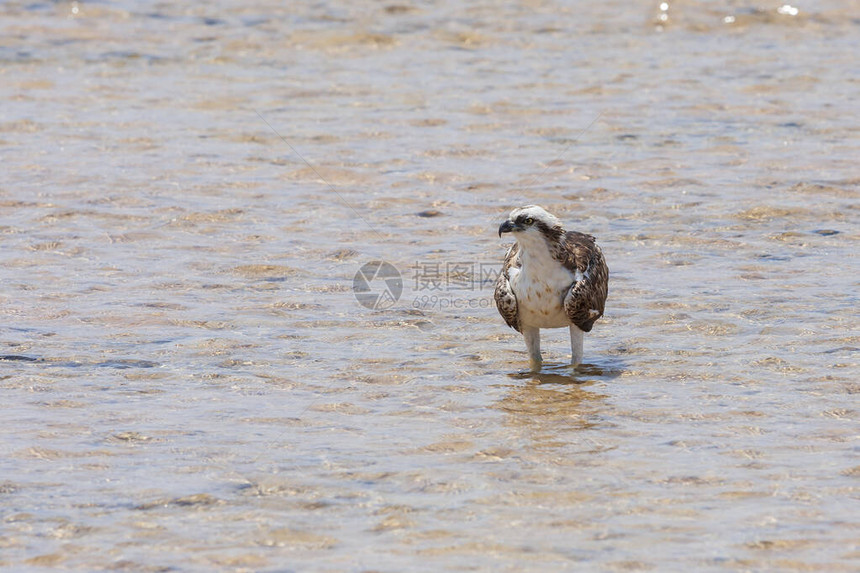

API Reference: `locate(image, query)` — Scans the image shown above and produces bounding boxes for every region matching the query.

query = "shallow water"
[1,0,858,571]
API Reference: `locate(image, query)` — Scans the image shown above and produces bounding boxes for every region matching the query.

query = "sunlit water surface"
[1,1,858,571]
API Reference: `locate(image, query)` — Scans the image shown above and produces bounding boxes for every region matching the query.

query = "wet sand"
[1,1,858,571]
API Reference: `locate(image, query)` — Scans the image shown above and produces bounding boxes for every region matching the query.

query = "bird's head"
[498,205,564,245]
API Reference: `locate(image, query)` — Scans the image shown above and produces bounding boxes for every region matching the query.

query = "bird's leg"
[569,325,584,367]
[523,327,542,371]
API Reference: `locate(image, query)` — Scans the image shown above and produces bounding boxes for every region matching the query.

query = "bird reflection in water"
[496,359,623,438]
[507,359,623,385]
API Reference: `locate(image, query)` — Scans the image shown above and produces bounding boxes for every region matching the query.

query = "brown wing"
[559,232,609,333]
[494,243,521,332]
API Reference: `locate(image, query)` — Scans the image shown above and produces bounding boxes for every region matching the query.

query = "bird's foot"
[528,356,542,372]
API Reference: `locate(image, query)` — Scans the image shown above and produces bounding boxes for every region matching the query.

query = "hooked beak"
[498,219,517,238]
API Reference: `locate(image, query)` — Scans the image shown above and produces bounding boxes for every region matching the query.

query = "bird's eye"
[524,217,534,225]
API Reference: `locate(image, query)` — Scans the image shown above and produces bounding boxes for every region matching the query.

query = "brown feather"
[558,232,609,332]
[494,243,521,332]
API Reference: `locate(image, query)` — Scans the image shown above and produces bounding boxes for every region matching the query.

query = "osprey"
[494,205,609,370]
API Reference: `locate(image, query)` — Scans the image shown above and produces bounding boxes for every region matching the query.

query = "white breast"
[510,250,576,329]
